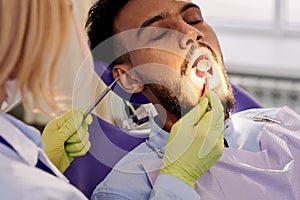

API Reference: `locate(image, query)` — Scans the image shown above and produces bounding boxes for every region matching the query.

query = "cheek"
[217,68,230,95]
[131,50,184,75]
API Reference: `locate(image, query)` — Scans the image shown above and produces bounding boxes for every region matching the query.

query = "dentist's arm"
[41,108,93,173]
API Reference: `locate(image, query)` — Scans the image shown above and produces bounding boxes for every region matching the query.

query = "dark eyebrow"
[180,3,200,13]
[137,14,166,38]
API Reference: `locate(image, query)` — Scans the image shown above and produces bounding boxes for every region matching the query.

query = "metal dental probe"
[83,76,121,120]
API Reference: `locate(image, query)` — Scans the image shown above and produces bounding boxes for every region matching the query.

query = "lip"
[192,55,209,68]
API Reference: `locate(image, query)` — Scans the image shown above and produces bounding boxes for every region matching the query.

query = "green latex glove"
[41,108,93,173]
[160,90,224,188]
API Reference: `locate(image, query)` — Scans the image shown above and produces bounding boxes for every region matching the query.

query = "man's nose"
[179,26,204,49]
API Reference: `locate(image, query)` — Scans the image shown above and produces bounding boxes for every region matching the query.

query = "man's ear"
[112,64,144,94]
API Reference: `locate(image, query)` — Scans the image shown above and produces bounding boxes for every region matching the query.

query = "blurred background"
[199,0,300,114]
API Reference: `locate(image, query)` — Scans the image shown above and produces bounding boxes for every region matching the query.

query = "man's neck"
[153,104,180,133]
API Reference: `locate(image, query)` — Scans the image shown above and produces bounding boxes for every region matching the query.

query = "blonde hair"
[0,0,73,114]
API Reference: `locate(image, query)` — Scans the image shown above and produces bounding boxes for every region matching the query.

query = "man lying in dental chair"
[45,0,300,199]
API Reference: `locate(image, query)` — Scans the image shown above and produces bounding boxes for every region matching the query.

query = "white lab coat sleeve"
[0,153,88,200]
[150,174,200,200]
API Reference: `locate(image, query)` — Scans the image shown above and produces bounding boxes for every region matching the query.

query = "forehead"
[114,0,195,32]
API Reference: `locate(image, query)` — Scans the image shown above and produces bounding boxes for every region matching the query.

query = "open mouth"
[192,54,213,78]
[187,49,216,95]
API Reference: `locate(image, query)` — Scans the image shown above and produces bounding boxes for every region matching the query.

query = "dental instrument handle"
[83,77,120,120]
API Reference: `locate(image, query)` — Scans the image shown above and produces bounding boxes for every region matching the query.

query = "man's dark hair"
[86,0,130,50]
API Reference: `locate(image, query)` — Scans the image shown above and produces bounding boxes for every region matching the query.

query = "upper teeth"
[197,59,210,72]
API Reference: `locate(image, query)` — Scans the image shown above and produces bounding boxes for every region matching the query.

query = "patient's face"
[114,0,234,117]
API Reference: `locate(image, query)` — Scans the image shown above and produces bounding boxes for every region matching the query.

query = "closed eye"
[187,20,202,25]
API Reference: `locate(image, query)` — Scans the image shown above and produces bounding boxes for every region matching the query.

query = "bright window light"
[285,0,300,26]
[196,0,274,24]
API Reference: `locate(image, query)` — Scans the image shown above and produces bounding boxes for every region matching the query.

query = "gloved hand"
[160,90,224,188]
[41,108,93,173]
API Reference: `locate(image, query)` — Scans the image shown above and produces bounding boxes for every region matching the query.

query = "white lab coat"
[0,113,87,200]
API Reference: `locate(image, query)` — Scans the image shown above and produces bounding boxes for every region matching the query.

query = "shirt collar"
[148,116,169,154]
[0,113,39,166]
[0,113,68,181]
